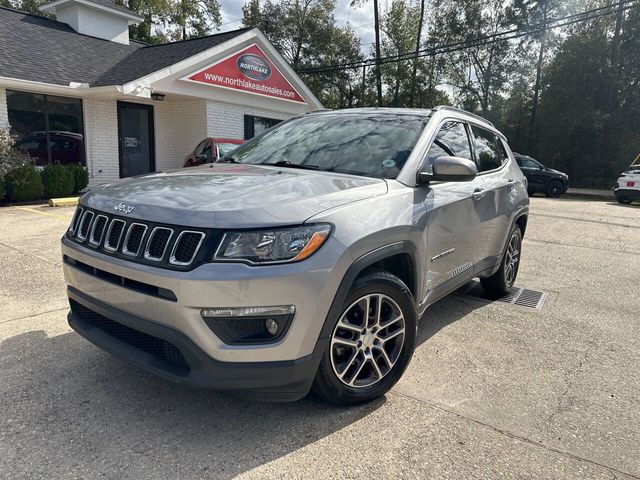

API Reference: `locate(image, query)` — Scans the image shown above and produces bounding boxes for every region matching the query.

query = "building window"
[244,115,281,139]
[6,90,85,166]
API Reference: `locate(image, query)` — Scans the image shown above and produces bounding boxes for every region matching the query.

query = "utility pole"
[362,65,367,105]
[373,0,382,106]
[409,0,426,108]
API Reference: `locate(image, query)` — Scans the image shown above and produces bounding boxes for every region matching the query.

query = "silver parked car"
[62,106,529,405]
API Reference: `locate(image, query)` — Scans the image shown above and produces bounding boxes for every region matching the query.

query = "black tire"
[545,180,563,198]
[312,271,417,406]
[481,225,522,298]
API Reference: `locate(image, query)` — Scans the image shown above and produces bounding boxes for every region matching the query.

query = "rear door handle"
[507,178,516,190]
[472,188,486,200]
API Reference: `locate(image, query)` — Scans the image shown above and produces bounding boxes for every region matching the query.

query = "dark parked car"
[183,138,243,167]
[15,131,85,166]
[514,153,568,197]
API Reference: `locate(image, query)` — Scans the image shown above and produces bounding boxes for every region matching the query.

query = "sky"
[218,0,378,54]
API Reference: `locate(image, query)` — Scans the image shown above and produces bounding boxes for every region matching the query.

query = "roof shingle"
[0,7,250,87]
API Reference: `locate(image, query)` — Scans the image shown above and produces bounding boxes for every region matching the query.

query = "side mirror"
[418,156,478,184]
[195,154,208,164]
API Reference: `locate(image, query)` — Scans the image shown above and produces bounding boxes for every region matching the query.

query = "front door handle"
[472,188,486,200]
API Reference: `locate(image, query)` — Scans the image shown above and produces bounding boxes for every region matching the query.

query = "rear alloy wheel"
[312,272,416,405]
[546,180,563,198]
[481,225,522,298]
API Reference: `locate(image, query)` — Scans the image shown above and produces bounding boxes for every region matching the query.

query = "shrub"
[1,127,31,177]
[41,163,75,198]
[68,164,89,194]
[0,175,5,200]
[4,165,44,202]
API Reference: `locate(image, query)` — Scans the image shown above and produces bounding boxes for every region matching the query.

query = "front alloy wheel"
[330,293,405,388]
[312,271,417,405]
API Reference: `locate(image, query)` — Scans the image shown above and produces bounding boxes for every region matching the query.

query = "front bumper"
[68,287,326,401]
[62,235,350,363]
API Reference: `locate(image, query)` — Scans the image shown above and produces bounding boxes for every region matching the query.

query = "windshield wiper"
[259,160,321,171]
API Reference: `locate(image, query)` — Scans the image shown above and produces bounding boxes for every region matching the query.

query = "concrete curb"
[48,197,79,207]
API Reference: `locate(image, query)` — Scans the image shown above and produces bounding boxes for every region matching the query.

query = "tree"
[115,0,170,44]
[442,0,515,116]
[168,0,221,40]
[380,0,419,106]
[242,0,336,70]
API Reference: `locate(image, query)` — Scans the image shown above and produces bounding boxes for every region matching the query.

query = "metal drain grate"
[461,281,548,310]
[498,287,548,309]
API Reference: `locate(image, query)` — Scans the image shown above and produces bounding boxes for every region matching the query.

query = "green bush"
[68,164,89,194]
[0,175,5,200]
[4,165,44,202]
[41,163,74,198]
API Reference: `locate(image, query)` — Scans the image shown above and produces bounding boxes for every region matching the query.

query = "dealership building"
[0,1,322,184]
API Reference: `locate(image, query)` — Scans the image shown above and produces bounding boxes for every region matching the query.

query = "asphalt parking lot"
[1,197,639,479]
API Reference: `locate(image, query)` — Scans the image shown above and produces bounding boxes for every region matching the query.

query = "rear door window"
[471,126,503,172]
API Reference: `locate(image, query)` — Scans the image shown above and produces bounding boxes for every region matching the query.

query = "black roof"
[0,7,251,87]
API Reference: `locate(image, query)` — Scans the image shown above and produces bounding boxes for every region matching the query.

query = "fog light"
[265,318,279,336]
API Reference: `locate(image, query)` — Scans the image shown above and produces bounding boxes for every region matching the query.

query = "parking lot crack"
[547,347,592,426]
[0,241,62,268]
[390,390,640,480]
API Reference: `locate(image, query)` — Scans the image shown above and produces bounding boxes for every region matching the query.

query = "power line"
[297,0,640,75]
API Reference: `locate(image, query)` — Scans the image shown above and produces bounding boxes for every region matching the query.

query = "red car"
[183,138,244,167]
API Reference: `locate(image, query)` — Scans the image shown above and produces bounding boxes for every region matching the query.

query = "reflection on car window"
[471,126,502,172]
[202,145,213,163]
[425,121,472,170]
[217,142,239,158]
[518,156,540,169]
[229,113,428,179]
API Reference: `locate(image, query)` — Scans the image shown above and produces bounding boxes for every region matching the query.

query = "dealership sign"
[185,44,305,103]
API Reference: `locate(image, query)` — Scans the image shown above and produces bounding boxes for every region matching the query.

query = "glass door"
[117,102,155,178]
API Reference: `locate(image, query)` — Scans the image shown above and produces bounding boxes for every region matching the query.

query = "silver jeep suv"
[62,106,529,405]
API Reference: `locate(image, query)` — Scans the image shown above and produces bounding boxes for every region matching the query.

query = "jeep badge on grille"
[114,202,135,214]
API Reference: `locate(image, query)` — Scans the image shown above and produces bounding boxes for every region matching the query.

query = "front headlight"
[213,224,332,264]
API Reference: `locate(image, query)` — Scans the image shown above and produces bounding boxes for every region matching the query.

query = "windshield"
[217,142,240,157]
[224,113,428,179]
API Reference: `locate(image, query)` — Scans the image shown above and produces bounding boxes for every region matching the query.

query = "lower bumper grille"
[70,299,190,372]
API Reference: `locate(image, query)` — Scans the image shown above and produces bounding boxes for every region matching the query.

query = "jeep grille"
[67,207,214,270]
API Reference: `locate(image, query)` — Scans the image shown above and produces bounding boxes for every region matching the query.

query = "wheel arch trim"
[317,241,419,340]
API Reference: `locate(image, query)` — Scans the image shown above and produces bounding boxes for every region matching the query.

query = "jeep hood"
[82,164,387,228]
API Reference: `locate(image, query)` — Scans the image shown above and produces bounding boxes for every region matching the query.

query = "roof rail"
[431,105,494,127]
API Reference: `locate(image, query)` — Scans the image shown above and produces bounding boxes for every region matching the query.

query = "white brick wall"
[2,90,296,186]
[83,98,119,185]
[205,100,292,139]
[0,88,8,130]
[154,98,207,171]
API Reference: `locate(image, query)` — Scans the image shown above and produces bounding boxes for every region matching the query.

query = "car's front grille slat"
[122,223,148,257]
[77,211,94,241]
[144,227,174,261]
[89,215,108,246]
[104,219,126,252]
[170,231,206,266]
[66,208,209,270]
